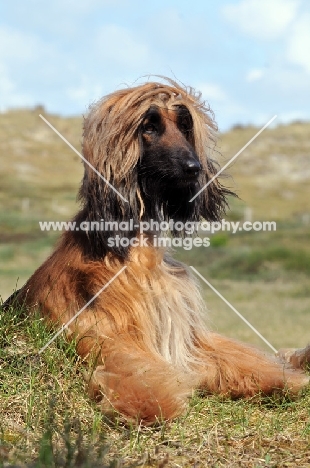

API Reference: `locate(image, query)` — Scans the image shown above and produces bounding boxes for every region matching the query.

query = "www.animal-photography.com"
[1,1,310,467]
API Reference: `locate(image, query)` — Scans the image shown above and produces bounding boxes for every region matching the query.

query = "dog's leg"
[195,332,309,398]
[85,342,197,425]
[277,345,310,370]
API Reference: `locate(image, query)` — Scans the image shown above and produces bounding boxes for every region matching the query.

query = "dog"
[3,78,310,424]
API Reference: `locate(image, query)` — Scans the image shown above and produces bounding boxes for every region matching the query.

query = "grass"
[1,111,310,223]
[1,305,310,467]
[176,221,310,280]
[174,223,310,350]
[218,121,310,220]
[1,224,310,350]
[1,110,310,466]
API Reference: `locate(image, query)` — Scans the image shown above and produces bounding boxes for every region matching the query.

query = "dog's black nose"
[183,158,202,177]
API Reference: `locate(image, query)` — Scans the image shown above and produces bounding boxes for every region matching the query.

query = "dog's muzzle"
[181,155,202,180]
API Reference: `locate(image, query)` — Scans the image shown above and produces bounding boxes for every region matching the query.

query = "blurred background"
[0,0,309,351]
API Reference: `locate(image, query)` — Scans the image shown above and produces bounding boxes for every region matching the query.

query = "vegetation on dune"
[0,109,309,466]
[1,305,310,467]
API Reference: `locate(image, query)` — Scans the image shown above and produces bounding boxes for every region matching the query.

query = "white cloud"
[0,64,14,95]
[49,0,126,11]
[145,8,207,48]
[197,83,227,102]
[150,8,184,46]
[0,63,33,110]
[0,25,59,77]
[222,0,300,40]
[286,14,310,73]
[246,69,265,82]
[278,110,310,123]
[96,25,150,68]
[66,82,104,108]
[196,82,247,130]
[0,26,42,62]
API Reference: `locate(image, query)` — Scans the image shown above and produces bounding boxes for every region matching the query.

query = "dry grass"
[1,306,310,467]
[1,110,310,224]
[1,109,310,467]
[218,121,310,220]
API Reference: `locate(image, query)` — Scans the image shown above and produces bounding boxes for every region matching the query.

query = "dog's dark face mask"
[76,104,234,260]
[138,105,200,216]
[137,105,230,231]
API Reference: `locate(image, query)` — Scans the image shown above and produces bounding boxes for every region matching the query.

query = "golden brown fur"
[6,78,309,424]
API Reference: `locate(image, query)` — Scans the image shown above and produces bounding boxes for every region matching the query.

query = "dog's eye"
[143,123,157,134]
[178,118,191,135]
[179,123,189,133]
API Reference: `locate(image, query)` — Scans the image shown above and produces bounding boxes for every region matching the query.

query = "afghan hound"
[4,78,310,424]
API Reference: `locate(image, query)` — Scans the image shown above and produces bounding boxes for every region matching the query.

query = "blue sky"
[1,0,310,131]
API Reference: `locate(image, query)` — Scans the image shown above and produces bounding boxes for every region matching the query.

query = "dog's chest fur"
[127,246,207,370]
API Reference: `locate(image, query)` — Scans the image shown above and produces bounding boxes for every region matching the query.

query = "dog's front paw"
[277,345,310,369]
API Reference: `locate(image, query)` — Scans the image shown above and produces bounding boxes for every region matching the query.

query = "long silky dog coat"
[5,79,309,424]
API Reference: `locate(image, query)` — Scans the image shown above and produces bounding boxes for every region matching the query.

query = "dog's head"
[78,78,234,258]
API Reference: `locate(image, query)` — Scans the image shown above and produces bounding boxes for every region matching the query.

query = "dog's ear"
[77,171,141,259]
[76,109,144,259]
[199,158,235,222]
[181,100,235,222]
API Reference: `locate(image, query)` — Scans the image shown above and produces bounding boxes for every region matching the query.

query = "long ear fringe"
[76,77,236,258]
[201,159,237,222]
[77,173,142,259]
